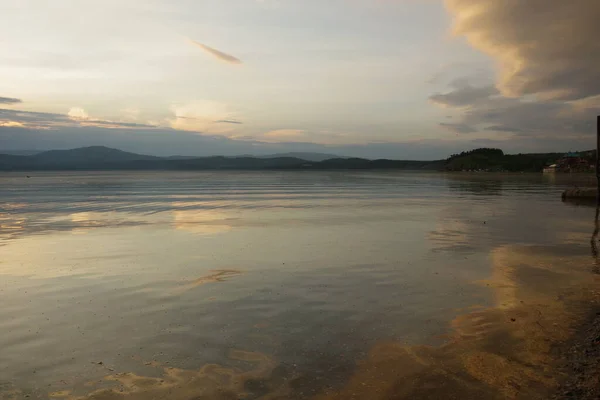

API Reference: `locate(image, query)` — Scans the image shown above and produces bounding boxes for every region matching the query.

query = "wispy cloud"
[439,122,477,134]
[0,96,22,105]
[189,40,243,65]
[176,116,243,125]
[0,108,157,130]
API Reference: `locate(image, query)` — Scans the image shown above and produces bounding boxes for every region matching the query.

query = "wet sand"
[554,311,600,399]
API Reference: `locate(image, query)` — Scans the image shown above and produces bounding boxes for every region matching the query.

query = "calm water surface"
[0,171,598,399]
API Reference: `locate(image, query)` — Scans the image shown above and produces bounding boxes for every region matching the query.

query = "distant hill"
[0,146,159,170]
[0,146,439,171]
[258,152,345,162]
[0,145,582,172]
[444,148,593,172]
[0,150,41,156]
[33,146,159,164]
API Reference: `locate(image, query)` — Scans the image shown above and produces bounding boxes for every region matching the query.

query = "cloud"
[215,119,243,124]
[189,40,243,65]
[427,63,490,86]
[463,96,598,138]
[483,125,523,133]
[431,78,600,138]
[0,96,22,105]
[68,107,90,120]
[169,101,241,135]
[433,0,600,142]
[0,121,25,128]
[445,0,600,101]
[0,108,156,130]
[439,122,477,134]
[430,83,499,108]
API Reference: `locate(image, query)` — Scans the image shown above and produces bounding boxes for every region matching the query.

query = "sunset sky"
[1,0,599,159]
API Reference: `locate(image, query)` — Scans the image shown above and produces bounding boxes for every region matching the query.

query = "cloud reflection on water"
[171,207,233,236]
[3,172,600,399]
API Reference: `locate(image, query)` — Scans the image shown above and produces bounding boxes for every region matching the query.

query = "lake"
[1,171,599,399]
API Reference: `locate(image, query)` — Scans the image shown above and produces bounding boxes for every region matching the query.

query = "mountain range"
[0,146,439,171]
[0,146,585,172]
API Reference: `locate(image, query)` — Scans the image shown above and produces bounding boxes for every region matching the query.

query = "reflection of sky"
[171,205,233,236]
[428,174,596,254]
[1,171,599,399]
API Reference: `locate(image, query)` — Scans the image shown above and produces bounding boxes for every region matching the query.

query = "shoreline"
[554,309,600,399]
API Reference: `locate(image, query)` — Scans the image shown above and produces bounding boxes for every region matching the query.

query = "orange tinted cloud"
[445,0,600,101]
[169,101,240,135]
[0,121,25,128]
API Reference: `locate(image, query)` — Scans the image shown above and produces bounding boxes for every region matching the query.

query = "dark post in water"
[597,115,600,201]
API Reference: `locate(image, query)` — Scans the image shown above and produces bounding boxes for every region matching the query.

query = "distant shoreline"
[1,145,594,173]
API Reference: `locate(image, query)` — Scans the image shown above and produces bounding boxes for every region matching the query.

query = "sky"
[1,0,599,159]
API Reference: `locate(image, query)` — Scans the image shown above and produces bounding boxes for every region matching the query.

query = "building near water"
[547,152,592,173]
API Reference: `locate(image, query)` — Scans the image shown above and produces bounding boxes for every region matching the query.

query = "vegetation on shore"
[445,148,595,172]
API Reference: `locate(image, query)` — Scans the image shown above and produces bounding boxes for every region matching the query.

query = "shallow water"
[1,171,599,399]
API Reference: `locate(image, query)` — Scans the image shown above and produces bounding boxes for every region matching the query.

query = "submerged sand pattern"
[49,350,288,400]
[37,244,600,400]
[311,245,600,400]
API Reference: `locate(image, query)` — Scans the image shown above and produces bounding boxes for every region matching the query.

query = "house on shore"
[545,152,593,173]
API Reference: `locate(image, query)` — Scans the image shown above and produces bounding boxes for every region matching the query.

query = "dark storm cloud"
[445,0,600,101]
[0,96,22,105]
